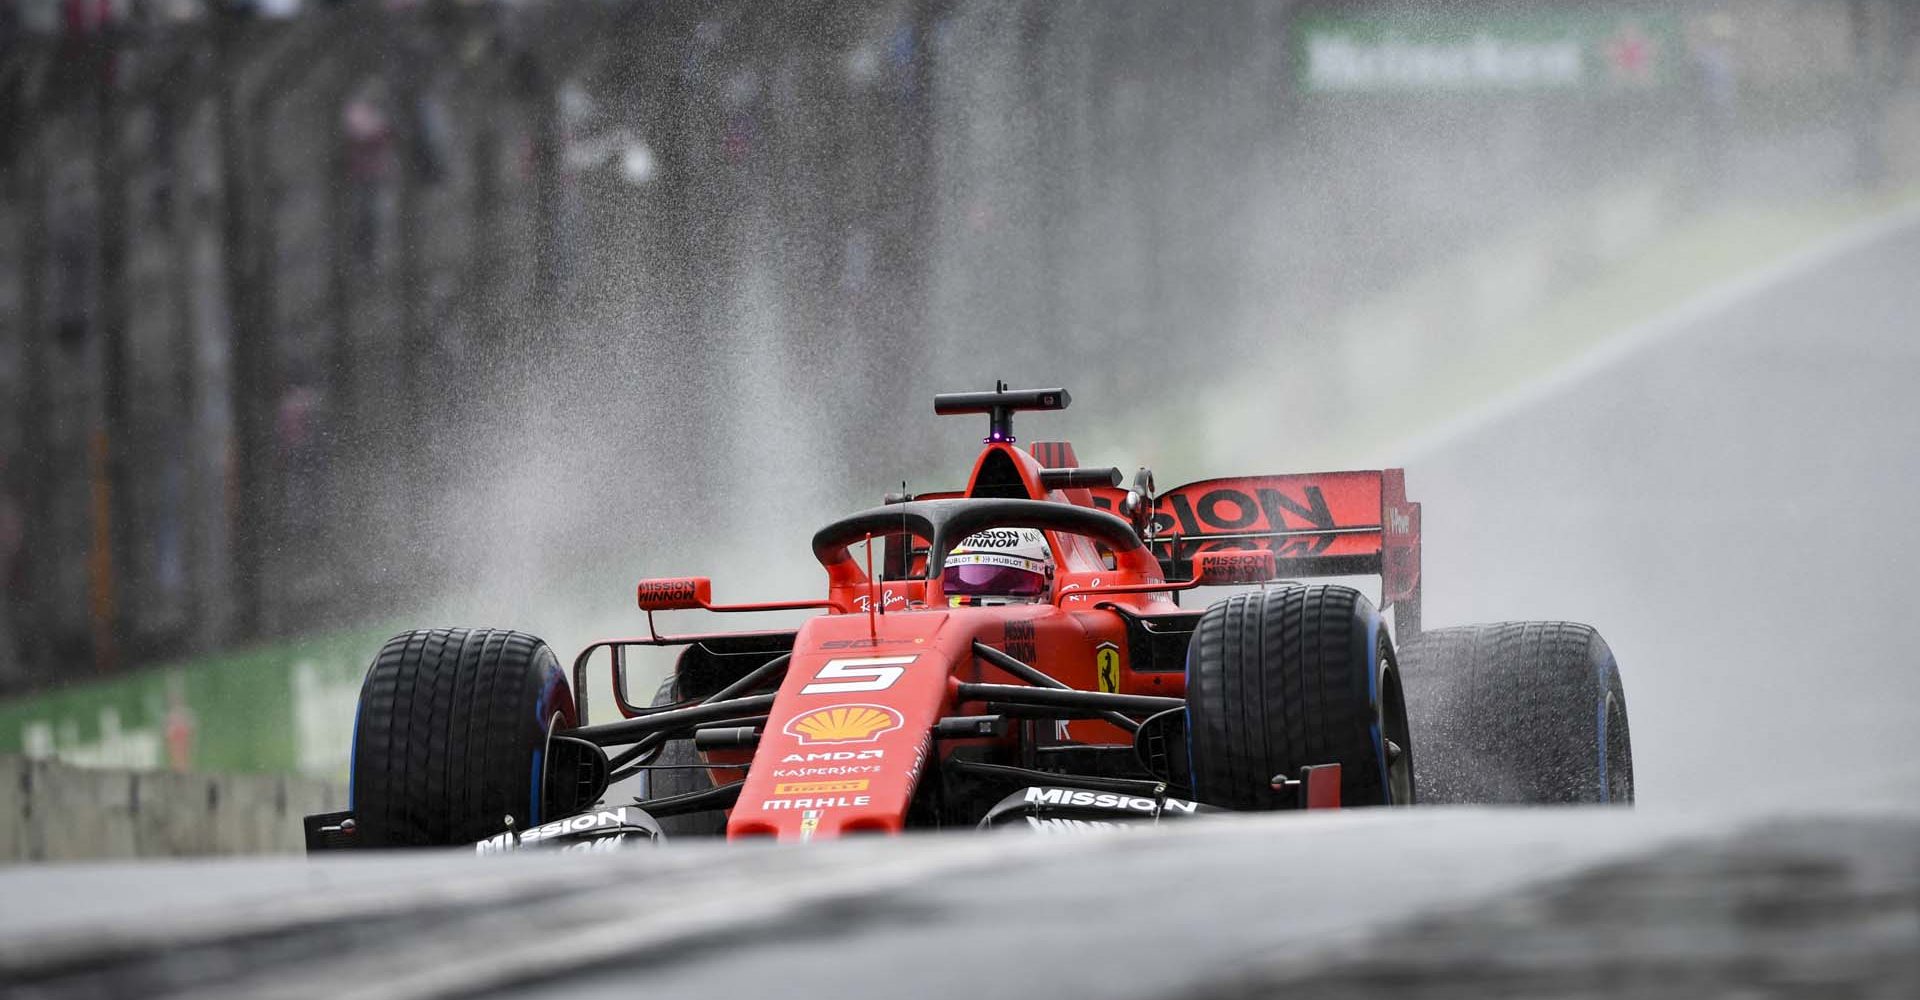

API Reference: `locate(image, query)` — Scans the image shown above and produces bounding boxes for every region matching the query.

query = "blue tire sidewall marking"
[530,664,569,827]
[1364,610,1391,803]
[1595,651,1614,804]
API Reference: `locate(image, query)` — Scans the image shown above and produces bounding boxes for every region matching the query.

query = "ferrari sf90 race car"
[307,385,1633,853]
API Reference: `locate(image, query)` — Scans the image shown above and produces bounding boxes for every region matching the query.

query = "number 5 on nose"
[800,656,916,694]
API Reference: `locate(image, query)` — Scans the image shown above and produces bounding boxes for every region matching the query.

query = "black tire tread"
[1399,621,1627,804]
[353,627,563,846]
[1188,584,1388,808]
[643,675,729,838]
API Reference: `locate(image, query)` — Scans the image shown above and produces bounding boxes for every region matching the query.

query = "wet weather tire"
[1398,621,1632,805]
[1186,585,1414,809]
[640,676,729,838]
[351,628,576,847]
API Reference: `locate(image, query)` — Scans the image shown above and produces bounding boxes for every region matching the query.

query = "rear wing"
[1091,469,1422,635]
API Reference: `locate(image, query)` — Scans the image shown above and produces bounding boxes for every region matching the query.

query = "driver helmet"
[944,528,1054,606]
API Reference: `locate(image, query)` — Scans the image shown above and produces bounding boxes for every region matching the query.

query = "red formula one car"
[308,385,1633,852]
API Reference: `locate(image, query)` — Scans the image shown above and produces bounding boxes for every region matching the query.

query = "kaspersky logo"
[783,704,903,745]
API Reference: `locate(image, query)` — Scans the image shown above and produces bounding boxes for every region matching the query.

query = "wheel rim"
[1380,655,1415,806]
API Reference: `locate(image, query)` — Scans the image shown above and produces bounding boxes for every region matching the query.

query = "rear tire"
[640,675,729,838]
[1398,621,1633,804]
[351,628,575,847]
[1185,585,1414,809]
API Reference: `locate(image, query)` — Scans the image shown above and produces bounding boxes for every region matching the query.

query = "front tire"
[351,628,576,847]
[1185,585,1414,808]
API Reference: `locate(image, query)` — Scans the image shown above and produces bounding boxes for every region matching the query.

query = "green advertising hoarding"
[0,629,387,780]
[1294,8,1683,95]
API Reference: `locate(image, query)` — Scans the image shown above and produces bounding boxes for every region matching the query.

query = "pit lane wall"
[0,629,380,784]
[0,756,345,861]
[0,630,376,860]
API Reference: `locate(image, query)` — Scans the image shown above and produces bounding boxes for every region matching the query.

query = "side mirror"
[1126,467,1156,535]
[1192,549,1276,586]
[636,577,712,611]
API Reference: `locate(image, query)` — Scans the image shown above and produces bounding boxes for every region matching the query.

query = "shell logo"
[783,704,903,745]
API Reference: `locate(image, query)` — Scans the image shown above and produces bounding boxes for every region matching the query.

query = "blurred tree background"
[1,0,1916,705]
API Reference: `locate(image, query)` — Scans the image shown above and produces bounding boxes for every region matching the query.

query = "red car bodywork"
[605,436,1422,842]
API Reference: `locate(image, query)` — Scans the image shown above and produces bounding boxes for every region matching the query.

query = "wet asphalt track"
[4,209,1920,998]
[1398,203,1920,811]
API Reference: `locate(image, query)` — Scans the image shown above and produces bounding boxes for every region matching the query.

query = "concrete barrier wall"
[0,757,345,862]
